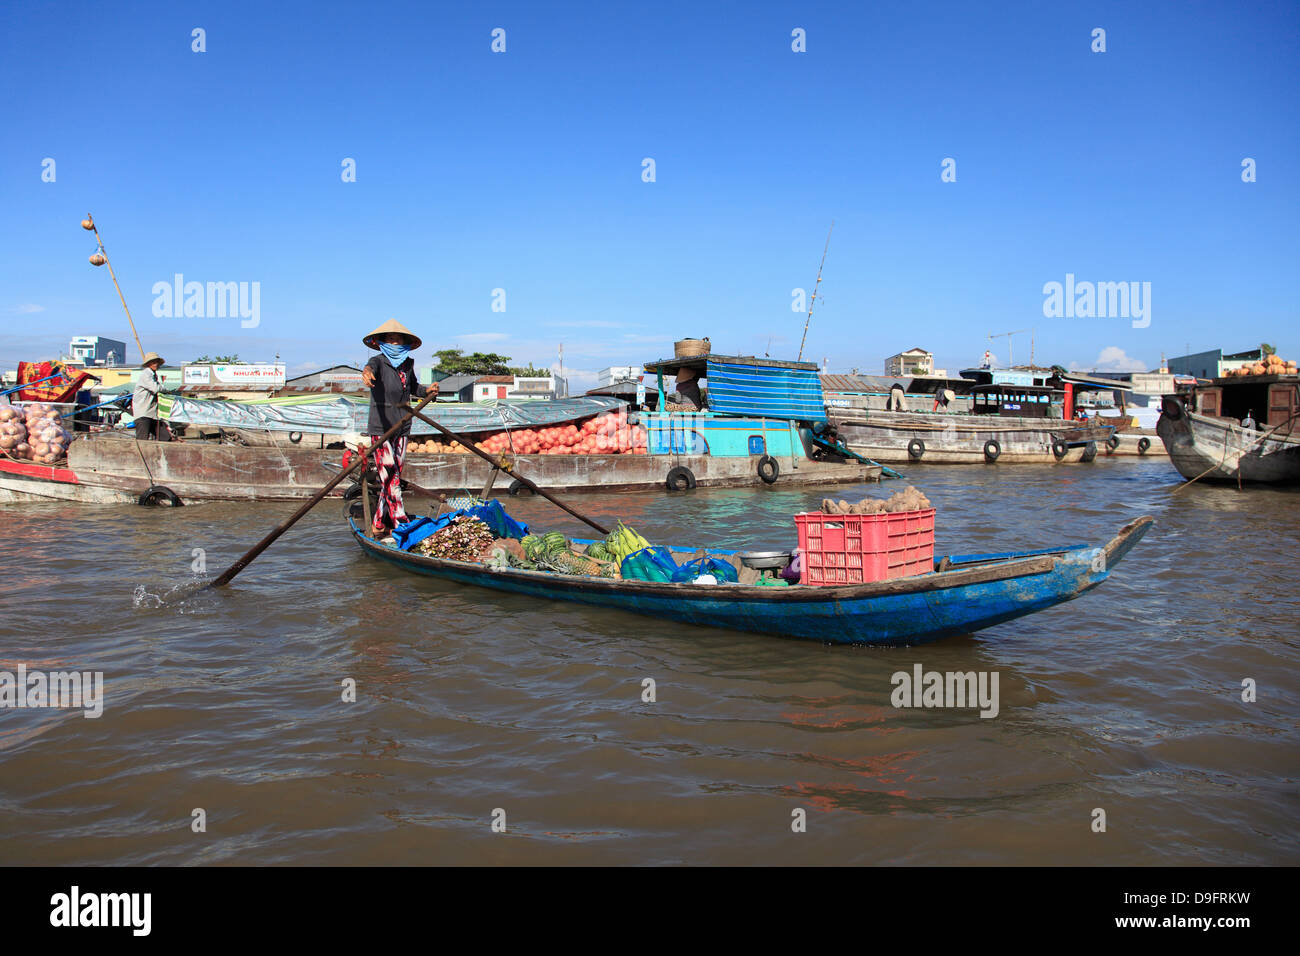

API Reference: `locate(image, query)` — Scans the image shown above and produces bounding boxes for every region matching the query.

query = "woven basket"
[674,337,710,358]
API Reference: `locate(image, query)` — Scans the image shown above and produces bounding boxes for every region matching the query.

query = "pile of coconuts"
[821,486,932,515]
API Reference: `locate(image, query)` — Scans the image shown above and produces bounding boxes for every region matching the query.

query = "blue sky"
[2,0,1297,387]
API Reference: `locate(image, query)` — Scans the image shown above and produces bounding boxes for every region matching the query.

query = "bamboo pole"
[797,221,833,363]
[83,215,145,362]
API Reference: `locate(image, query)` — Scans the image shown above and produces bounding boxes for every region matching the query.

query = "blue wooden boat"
[346,510,1152,646]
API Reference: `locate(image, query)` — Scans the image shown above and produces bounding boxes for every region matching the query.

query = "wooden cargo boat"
[829,383,1114,465]
[0,431,879,504]
[347,508,1154,646]
[1156,375,1300,485]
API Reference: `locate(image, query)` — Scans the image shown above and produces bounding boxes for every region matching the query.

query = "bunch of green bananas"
[604,521,651,564]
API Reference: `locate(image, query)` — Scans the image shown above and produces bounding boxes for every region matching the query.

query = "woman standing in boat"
[360,320,437,537]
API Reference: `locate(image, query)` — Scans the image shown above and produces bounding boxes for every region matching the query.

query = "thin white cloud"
[543,320,629,329]
[12,304,45,314]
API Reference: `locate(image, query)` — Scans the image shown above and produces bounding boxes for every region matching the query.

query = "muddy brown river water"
[0,459,1296,865]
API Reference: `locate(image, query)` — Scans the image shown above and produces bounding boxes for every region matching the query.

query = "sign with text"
[183,364,286,387]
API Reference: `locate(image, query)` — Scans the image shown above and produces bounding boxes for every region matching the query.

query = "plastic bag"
[620,546,679,582]
[671,555,739,584]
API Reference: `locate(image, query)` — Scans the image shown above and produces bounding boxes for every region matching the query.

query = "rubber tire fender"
[665,465,697,491]
[138,484,182,507]
[907,439,926,461]
[1051,439,1069,461]
[288,431,303,444]
[982,439,1001,462]
[1160,397,1184,420]
[757,455,779,484]
[507,478,534,496]
[1137,437,1151,454]
[1106,434,1120,451]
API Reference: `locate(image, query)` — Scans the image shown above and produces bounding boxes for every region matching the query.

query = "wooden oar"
[404,405,610,535]
[208,392,438,587]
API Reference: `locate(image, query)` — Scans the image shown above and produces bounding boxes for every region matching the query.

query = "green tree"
[192,354,242,364]
[1260,342,1276,357]
[432,348,516,375]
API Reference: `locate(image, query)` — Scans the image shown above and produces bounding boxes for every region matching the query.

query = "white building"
[68,335,128,367]
[597,366,640,387]
[508,374,568,400]
[884,347,934,377]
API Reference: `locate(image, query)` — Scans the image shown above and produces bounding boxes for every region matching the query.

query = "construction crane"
[989,328,1033,368]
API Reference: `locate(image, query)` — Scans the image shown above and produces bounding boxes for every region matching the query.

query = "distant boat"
[827,383,1116,465]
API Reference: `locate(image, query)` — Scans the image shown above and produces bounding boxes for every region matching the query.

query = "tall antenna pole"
[82,214,145,362]
[797,221,833,362]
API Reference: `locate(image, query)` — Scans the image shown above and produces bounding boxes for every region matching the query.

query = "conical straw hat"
[362,318,422,350]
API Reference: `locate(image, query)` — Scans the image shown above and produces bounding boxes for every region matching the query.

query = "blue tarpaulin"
[392,500,529,551]
[393,512,464,550]
[704,359,827,422]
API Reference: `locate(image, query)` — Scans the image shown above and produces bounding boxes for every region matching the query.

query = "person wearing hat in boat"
[674,366,704,411]
[132,352,166,441]
[360,320,437,536]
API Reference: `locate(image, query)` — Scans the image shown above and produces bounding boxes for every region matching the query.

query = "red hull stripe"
[0,458,80,484]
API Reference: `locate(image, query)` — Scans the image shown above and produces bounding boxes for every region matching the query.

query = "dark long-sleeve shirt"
[365,356,427,437]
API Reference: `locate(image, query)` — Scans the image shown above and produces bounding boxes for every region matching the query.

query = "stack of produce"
[1226,353,1297,376]
[412,515,495,561]
[516,531,619,577]
[0,404,71,462]
[821,486,932,515]
[408,412,650,456]
[603,520,651,564]
[0,406,30,459]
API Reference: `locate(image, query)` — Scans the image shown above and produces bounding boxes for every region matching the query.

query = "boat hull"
[830,411,1113,464]
[1157,405,1300,484]
[348,513,1153,646]
[0,434,880,504]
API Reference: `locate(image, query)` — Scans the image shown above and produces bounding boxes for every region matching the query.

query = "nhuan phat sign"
[182,364,285,387]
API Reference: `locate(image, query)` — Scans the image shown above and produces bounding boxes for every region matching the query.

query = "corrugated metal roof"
[820,373,898,394]
[437,374,478,391]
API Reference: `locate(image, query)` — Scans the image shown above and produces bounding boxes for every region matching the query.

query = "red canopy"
[14,361,92,404]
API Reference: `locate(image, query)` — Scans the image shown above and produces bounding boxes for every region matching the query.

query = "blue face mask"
[379,342,411,367]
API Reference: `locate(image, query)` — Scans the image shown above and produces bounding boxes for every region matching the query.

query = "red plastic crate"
[794,508,935,586]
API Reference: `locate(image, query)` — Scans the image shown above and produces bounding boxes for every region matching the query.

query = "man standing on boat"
[360,320,437,537]
[132,352,166,441]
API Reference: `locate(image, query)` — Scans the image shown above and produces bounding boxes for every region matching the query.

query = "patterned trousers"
[369,434,408,533]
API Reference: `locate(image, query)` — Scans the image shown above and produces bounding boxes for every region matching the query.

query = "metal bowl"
[737,550,793,570]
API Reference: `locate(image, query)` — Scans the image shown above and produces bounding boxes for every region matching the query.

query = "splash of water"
[132,585,163,608]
